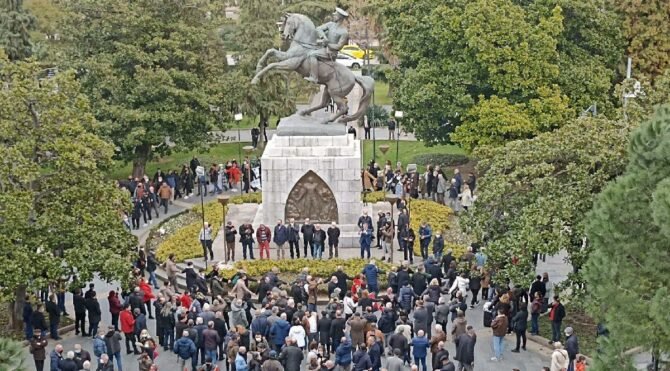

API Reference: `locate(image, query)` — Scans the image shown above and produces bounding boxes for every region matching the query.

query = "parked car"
[341,44,375,60]
[335,53,364,69]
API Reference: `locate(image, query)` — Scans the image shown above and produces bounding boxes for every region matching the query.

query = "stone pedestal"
[259,134,364,247]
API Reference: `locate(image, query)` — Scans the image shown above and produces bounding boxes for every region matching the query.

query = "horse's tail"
[343,75,375,123]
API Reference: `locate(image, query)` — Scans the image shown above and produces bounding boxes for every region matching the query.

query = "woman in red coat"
[108,290,123,331]
[138,279,156,319]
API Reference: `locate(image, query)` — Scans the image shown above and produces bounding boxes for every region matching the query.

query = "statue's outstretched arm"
[328,32,349,52]
[316,24,329,40]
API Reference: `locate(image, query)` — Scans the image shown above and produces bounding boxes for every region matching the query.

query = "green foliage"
[411,154,470,168]
[0,337,26,370]
[613,0,670,81]
[362,191,386,203]
[0,55,136,309]
[364,104,389,127]
[0,0,36,61]
[460,117,632,286]
[409,200,453,256]
[60,0,235,177]
[377,0,569,146]
[219,258,394,281]
[232,0,295,125]
[376,0,629,150]
[583,105,670,367]
[229,192,262,204]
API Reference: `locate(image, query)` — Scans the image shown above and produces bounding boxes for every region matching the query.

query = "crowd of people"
[362,165,476,213]
[25,237,582,371]
[118,156,260,230]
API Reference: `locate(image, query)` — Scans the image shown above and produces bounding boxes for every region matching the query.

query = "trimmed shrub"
[412,153,470,168]
[219,258,393,280]
[409,200,453,256]
[362,191,387,203]
[229,192,262,204]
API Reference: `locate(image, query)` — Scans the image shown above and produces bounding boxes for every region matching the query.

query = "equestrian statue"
[251,8,374,126]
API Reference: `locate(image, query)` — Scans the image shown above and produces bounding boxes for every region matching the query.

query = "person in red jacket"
[179,291,192,311]
[119,304,139,354]
[256,224,272,260]
[107,291,123,332]
[139,279,156,319]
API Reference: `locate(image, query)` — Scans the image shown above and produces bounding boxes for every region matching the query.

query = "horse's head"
[281,13,297,41]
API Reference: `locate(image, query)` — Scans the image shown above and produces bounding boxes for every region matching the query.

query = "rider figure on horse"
[304,7,349,84]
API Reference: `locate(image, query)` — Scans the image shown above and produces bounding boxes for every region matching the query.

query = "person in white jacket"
[343,292,357,319]
[550,342,569,371]
[460,184,474,211]
[288,319,307,349]
[450,272,470,299]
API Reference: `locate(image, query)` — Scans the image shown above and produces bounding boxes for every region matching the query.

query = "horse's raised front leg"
[251,57,302,85]
[256,48,277,73]
[299,87,330,117]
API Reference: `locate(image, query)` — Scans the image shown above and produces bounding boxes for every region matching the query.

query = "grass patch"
[536,304,598,356]
[373,82,392,106]
[361,140,465,168]
[107,142,262,180]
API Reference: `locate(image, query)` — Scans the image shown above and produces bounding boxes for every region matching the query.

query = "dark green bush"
[412,153,470,167]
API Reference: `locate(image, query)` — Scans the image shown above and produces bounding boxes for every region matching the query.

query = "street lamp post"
[385,193,399,263]
[234,113,243,193]
[394,111,404,166]
[195,165,208,269]
[218,195,230,262]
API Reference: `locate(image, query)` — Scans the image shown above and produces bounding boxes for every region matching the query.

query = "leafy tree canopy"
[0,0,36,61]
[60,0,236,177]
[583,104,670,369]
[460,116,632,286]
[0,54,136,327]
[377,0,628,149]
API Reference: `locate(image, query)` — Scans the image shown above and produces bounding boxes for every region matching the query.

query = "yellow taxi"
[341,44,375,60]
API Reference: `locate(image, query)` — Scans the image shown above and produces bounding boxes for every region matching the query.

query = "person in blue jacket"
[273,219,289,260]
[418,221,432,260]
[411,329,430,371]
[361,260,384,294]
[269,313,290,351]
[359,223,373,259]
[173,330,197,370]
[335,338,352,370]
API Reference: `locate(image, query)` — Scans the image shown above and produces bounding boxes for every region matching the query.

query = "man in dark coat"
[278,338,304,371]
[45,295,61,340]
[330,311,347,351]
[327,222,341,258]
[565,326,579,371]
[529,275,546,303]
[318,311,333,355]
[332,267,351,300]
[301,218,315,258]
[413,301,430,338]
[73,289,87,337]
[454,326,476,371]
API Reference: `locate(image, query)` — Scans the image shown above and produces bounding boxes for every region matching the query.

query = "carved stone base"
[260,134,363,246]
[275,113,348,137]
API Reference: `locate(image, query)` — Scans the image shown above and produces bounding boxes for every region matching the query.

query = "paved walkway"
[22,198,570,371]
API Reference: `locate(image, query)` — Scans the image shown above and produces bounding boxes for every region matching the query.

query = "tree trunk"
[132,144,151,179]
[9,286,26,332]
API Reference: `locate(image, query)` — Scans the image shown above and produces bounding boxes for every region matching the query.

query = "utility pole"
[366,23,376,164]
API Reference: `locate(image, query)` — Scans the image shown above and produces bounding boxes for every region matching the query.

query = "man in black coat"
[327,222,341,258]
[128,287,145,315]
[410,267,428,297]
[529,275,546,302]
[332,267,351,300]
[287,218,300,259]
[181,262,199,293]
[454,326,476,371]
[301,218,315,258]
[45,295,61,340]
[318,311,332,355]
[330,311,346,351]
[565,327,579,371]
[388,328,409,359]
[278,338,304,371]
[73,288,88,336]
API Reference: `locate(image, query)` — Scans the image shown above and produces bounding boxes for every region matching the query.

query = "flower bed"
[229,192,262,204]
[409,200,468,258]
[362,191,387,203]
[155,200,226,262]
[219,258,394,282]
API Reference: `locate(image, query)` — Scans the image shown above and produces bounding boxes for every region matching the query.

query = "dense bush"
[229,192,262,204]
[362,64,392,82]
[411,153,470,168]
[409,200,454,256]
[156,200,225,262]
[362,191,388,203]
[219,258,394,280]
